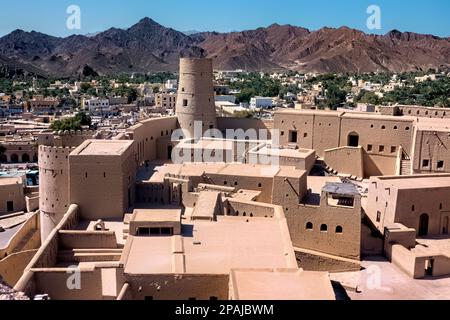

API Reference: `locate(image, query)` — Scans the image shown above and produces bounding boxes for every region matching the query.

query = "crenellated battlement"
[54,129,96,137]
[38,145,75,170]
[37,130,96,148]
[38,145,76,153]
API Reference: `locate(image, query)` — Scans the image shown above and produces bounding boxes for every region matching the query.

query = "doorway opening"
[348,132,359,147]
[425,259,434,276]
[168,145,173,160]
[419,214,429,237]
[443,216,449,234]
[6,201,14,212]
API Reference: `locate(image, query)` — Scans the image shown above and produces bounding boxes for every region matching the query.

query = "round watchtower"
[38,145,75,240]
[175,58,217,138]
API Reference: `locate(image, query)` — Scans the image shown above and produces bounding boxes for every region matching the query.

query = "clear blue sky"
[0,0,449,37]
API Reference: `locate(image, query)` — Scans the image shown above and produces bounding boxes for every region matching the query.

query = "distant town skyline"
[0,0,449,38]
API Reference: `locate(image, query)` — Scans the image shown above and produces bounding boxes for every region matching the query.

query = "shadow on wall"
[331,281,351,301]
[181,224,194,238]
[363,152,384,177]
[0,249,38,287]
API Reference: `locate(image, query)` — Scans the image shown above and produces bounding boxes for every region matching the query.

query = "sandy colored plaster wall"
[25,195,39,213]
[217,117,273,139]
[0,211,40,259]
[32,267,104,300]
[432,255,450,277]
[37,131,96,148]
[311,115,342,156]
[69,143,136,220]
[324,147,364,178]
[272,172,307,213]
[365,179,399,233]
[397,106,450,119]
[136,182,168,206]
[39,146,74,240]
[227,199,276,218]
[360,222,383,257]
[156,136,173,160]
[58,231,118,249]
[127,116,177,163]
[15,205,79,294]
[339,117,414,157]
[412,129,450,174]
[0,182,26,215]
[395,188,448,236]
[207,174,274,204]
[389,244,425,279]
[363,153,398,177]
[295,250,360,273]
[0,249,38,287]
[368,176,450,237]
[389,244,450,278]
[176,58,217,138]
[273,111,414,177]
[126,274,229,300]
[69,159,128,219]
[287,199,361,260]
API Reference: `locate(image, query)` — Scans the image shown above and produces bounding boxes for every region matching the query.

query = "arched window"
[306,222,313,230]
[348,132,359,147]
[10,154,19,163]
[22,153,30,162]
[320,224,328,232]
[336,226,343,233]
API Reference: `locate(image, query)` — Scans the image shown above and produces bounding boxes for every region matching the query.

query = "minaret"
[175,58,217,138]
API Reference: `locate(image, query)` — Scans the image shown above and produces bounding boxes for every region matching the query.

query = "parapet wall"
[58,231,118,249]
[0,211,40,260]
[217,117,273,139]
[15,204,79,296]
[37,130,96,148]
[324,146,364,178]
[227,199,277,218]
[0,249,38,287]
[127,116,178,163]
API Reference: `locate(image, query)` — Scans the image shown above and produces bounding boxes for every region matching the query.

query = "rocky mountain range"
[0,17,448,77]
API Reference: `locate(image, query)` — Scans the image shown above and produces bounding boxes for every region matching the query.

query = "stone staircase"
[12,228,40,253]
[400,159,412,176]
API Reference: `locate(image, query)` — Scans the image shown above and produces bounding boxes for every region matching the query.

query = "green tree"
[74,111,91,126]
[323,84,347,110]
[50,112,91,132]
[356,90,381,105]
